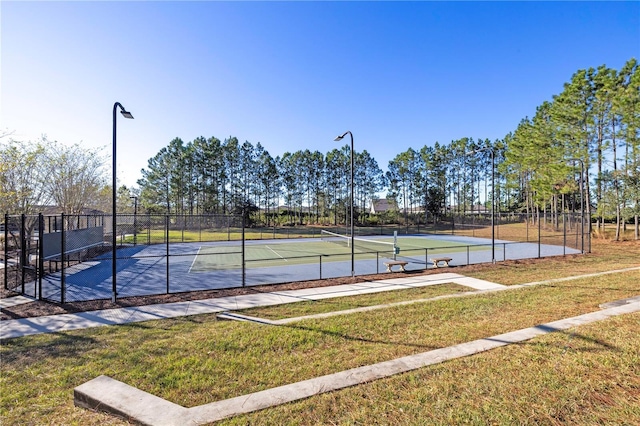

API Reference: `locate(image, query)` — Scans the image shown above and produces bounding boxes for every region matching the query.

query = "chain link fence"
[3,211,589,303]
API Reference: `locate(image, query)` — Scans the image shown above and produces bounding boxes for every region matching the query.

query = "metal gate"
[2,214,41,298]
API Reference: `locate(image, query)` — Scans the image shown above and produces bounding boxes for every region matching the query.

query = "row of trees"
[0,137,110,215]
[505,58,639,239]
[136,136,386,225]
[3,59,638,238]
[382,59,639,239]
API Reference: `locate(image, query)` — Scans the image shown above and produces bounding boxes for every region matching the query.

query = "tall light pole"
[112,102,134,303]
[566,158,585,254]
[334,131,355,277]
[130,196,138,246]
[469,147,495,263]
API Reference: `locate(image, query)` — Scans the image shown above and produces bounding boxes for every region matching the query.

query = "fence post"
[61,213,66,304]
[3,214,7,291]
[20,214,26,294]
[538,210,542,258]
[38,213,44,300]
[166,215,170,294]
[588,212,592,253]
[181,214,185,243]
[319,255,322,279]
[563,212,567,256]
[242,211,246,287]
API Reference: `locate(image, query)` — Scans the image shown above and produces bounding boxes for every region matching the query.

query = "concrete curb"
[74,301,640,425]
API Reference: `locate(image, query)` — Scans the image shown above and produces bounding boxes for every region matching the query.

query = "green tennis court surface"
[190,236,489,272]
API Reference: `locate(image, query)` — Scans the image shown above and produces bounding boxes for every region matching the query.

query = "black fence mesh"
[3,212,589,304]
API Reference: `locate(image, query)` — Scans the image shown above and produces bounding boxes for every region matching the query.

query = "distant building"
[370,198,393,214]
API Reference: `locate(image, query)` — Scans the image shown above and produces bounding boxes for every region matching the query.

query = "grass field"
[190,235,489,271]
[1,238,639,425]
[238,283,471,320]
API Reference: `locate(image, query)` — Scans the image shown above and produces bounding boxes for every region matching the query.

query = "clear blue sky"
[2,1,639,188]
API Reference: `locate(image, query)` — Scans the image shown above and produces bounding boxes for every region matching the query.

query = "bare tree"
[0,138,51,214]
[43,140,107,215]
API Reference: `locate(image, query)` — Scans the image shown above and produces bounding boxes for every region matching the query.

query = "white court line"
[265,245,287,262]
[188,246,203,273]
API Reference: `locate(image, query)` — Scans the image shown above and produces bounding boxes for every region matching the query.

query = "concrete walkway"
[5,267,640,340]
[0,295,36,309]
[0,273,503,340]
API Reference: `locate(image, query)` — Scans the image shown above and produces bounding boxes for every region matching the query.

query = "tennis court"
[33,232,579,302]
[190,232,489,271]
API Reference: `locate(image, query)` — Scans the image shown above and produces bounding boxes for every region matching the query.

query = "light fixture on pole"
[334,131,355,277]
[112,102,134,303]
[566,158,585,254]
[468,147,495,263]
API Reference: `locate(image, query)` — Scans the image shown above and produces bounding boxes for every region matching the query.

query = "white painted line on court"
[188,246,203,273]
[266,245,287,261]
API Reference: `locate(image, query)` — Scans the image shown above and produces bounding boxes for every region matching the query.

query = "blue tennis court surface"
[35,234,580,302]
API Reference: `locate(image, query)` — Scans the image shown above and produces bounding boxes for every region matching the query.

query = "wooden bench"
[431,257,453,268]
[383,260,408,272]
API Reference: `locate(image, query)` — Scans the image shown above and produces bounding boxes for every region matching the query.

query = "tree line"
[2,59,638,238]
[136,58,638,237]
[0,137,109,216]
[136,136,386,226]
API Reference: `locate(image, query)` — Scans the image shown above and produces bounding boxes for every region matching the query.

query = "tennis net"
[320,229,398,255]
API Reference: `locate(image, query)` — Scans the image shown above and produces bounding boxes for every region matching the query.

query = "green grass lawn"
[1,239,639,425]
[238,283,470,320]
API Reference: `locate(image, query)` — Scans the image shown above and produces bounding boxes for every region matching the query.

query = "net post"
[425,248,428,269]
[393,231,398,260]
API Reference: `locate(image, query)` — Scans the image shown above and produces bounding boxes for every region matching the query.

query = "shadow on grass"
[487,324,620,353]
[541,282,640,292]
[0,332,100,363]
[279,322,441,351]
[536,327,619,352]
